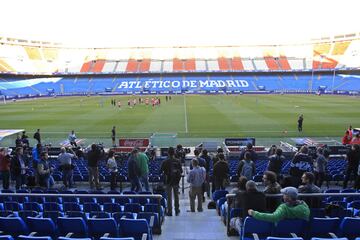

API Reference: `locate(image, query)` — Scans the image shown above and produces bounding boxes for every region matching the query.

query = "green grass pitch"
[0,94,359,145]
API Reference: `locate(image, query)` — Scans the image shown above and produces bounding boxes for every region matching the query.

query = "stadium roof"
[1,0,360,48]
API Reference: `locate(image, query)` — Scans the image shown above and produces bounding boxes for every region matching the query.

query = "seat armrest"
[290,233,298,238]
[65,233,74,238]
[141,233,148,240]
[29,232,37,236]
[149,216,155,228]
[103,233,110,238]
[329,232,338,238]
[252,233,260,240]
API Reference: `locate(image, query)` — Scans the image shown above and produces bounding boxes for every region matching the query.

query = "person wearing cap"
[248,187,310,223]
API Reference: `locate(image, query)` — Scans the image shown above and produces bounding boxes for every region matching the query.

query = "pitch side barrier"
[225,192,360,235]
[0,192,163,232]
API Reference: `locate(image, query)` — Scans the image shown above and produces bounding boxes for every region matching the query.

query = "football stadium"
[0,0,360,239]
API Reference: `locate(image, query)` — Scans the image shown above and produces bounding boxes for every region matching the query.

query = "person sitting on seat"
[248,187,310,223]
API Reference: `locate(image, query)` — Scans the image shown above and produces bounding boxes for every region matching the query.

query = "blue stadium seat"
[124,203,142,213]
[18,210,40,224]
[0,217,29,237]
[0,235,14,240]
[65,211,87,220]
[42,211,64,225]
[100,237,134,240]
[23,202,43,212]
[89,211,111,218]
[118,218,152,240]
[43,202,63,212]
[63,202,82,212]
[88,218,119,239]
[216,197,227,216]
[112,212,136,225]
[58,217,88,238]
[114,197,131,206]
[212,190,228,202]
[131,197,149,206]
[4,201,22,211]
[137,212,159,233]
[339,217,360,240]
[273,219,307,238]
[241,217,274,240]
[103,203,122,213]
[27,217,57,238]
[18,236,52,240]
[266,238,303,240]
[58,238,91,240]
[83,203,101,212]
[309,217,340,239]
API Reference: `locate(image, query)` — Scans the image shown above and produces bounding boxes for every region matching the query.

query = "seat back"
[18,236,52,240]
[58,217,88,238]
[309,217,340,238]
[119,218,150,240]
[242,217,274,240]
[27,217,57,237]
[23,202,43,212]
[0,216,29,237]
[88,218,119,239]
[103,203,122,213]
[339,217,360,240]
[273,219,307,237]
[212,190,228,202]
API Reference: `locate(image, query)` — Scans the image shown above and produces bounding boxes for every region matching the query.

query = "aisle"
[154,190,238,240]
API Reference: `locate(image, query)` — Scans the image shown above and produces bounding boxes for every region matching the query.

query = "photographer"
[175,144,186,163]
[87,144,104,190]
[58,147,77,189]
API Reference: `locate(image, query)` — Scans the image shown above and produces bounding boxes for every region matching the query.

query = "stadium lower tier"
[0,73,359,97]
[14,156,348,185]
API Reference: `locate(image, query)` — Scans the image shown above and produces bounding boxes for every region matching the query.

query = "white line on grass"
[183,94,188,133]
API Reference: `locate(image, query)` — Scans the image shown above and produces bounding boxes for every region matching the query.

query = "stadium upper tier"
[1,73,359,97]
[0,35,359,74]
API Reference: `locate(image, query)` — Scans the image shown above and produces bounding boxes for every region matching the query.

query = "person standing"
[128,148,142,192]
[21,131,30,148]
[297,114,304,132]
[111,126,116,147]
[289,145,313,187]
[58,147,77,189]
[11,147,28,190]
[267,148,285,179]
[200,149,212,198]
[343,144,360,189]
[107,150,118,191]
[33,129,41,144]
[237,152,256,181]
[0,148,11,190]
[136,148,150,191]
[37,152,53,189]
[87,144,103,190]
[187,159,206,212]
[160,147,182,216]
[32,143,43,186]
[213,153,229,190]
[68,130,77,147]
[314,147,327,188]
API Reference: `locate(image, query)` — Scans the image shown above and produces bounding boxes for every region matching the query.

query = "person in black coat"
[213,153,229,190]
[11,147,28,190]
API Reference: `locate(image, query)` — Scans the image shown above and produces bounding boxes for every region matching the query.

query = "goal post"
[0,95,6,105]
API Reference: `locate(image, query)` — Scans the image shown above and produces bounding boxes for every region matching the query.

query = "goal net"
[150,132,177,147]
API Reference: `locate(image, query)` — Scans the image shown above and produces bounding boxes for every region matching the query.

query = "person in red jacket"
[342,130,352,145]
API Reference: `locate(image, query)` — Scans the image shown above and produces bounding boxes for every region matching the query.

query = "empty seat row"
[0,215,153,240]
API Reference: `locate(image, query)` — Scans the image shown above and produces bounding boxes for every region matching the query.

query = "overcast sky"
[1,0,359,47]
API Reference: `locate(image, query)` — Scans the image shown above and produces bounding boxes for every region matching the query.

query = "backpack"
[240,160,254,180]
[169,159,181,185]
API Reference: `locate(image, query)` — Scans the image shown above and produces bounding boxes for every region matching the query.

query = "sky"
[1,0,360,48]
